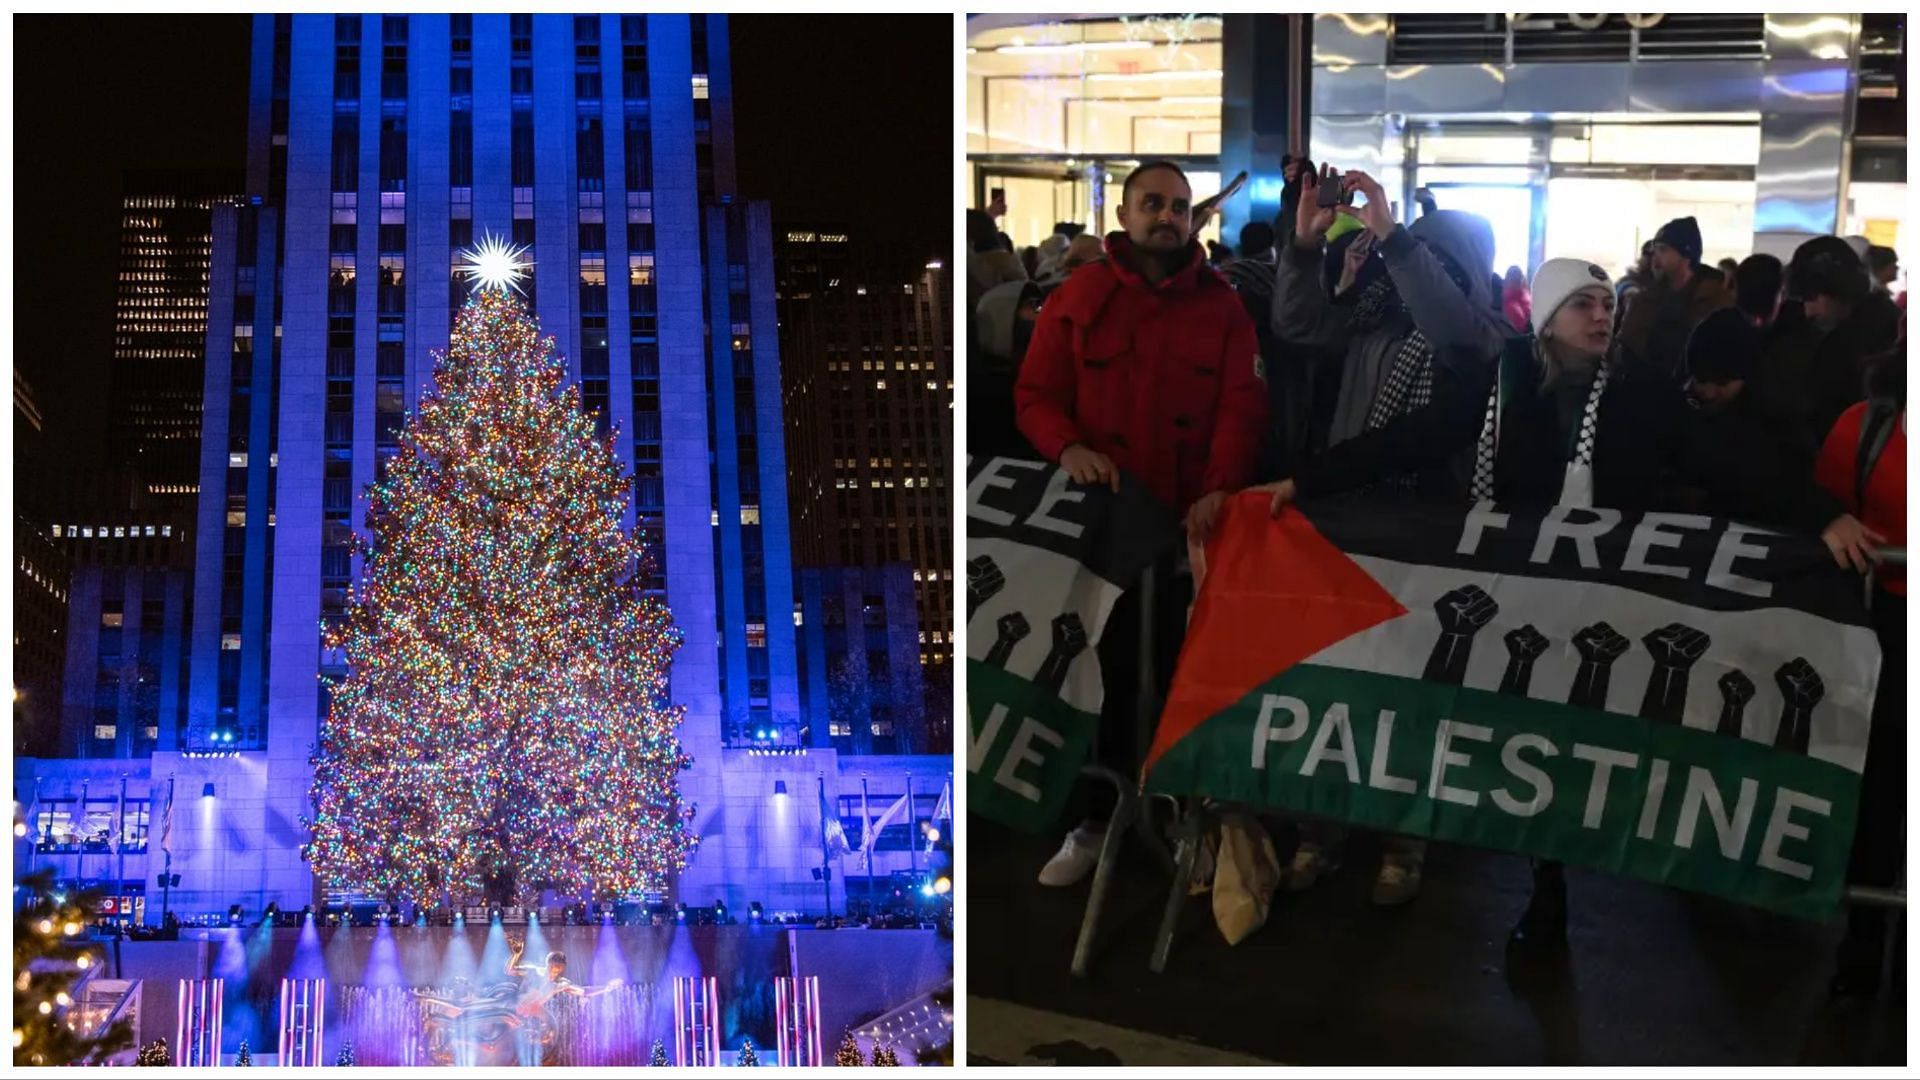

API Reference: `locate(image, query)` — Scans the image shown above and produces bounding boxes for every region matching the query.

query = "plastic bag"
[1211,812,1281,945]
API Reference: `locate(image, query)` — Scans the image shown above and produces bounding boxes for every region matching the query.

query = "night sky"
[13,14,951,508]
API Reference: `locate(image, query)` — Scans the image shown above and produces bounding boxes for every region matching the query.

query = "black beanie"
[1686,307,1761,383]
[1653,216,1703,265]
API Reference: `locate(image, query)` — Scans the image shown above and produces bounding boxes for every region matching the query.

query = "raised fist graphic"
[966,555,1005,621]
[1572,622,1631,664]
[1639,623,1711,724]
[1422,584,1500,685]
[1498,625,1550,697]
[1771,657,1824,756]
[1035,614,1090,694]
[1714,669,1755,739]
[1434,585,1500,635]
[1567,622,1630,711]
[985,611,1031,668]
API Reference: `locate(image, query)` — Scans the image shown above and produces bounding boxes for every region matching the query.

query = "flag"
[818,778,851,858]
[1144,494,1881,919]
[158,779,175,856]
[931,781,951,824]
[965,456,1175,831]
[860,793,912,863]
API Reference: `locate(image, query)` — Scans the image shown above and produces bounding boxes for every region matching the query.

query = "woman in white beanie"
[1253,256,1883,942]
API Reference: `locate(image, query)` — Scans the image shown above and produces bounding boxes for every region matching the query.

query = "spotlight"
[749,902,764,922]
[675,903,687,922]
[264,902,279,926]
[301,906,314,922]
[228,904,243,925]
[453,911,465,926]
[774,780,788,796]
[202,783,216,799]
[489,908,502,924]
[933,876,952,896]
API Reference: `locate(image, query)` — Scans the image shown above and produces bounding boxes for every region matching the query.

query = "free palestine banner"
[1145,494,1880,919]
[964,456,1175,831]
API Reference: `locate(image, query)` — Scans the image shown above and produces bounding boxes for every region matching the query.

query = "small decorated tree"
[834,1032,865,1067]
[235,1039,252,1066]
[873,1043,900,1067]
[649,1039,669,1066]
[13,870,131,1066]
[336,1041,355,1067]
[736,1038,757,1066]
[135,1039,171,1066]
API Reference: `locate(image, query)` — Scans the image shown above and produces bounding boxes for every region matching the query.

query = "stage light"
[919,883,935,898]
[202,783,216,799]
[12,822,25,838]
[264,902,279,926]
[927,827,941,843]
[749,902,764,922]
[675,903,688,922]
[228,905,243,925]
[302,906,315,922]
[774,780,787,796]
[490,908,502,924]
[933,876,952,896]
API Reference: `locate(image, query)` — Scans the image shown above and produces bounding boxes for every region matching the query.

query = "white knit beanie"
[1530,258,1613,338]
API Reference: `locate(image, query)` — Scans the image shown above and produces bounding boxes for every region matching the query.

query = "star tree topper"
[456,234,535,295]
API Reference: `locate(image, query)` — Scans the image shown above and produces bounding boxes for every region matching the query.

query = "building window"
[691,74,709,100]
[94,725,117,741]
[101,613,124,628]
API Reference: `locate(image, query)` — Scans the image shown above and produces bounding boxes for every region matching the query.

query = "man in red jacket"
[1015,161,1268,542]
[1013,161,1268,886]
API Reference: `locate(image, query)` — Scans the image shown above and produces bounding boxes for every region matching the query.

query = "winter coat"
[1816,400,1905,596]
[1270,211,1513,495]
[1758,292,1903,446]
[1015,233,1268,515]
[1292,335,1844,535]
[968,249,1027,318]
[1616,271,1725,382]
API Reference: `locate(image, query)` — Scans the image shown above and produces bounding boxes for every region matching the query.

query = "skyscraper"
[175,14,815,910]
[777,230,954,676]
[111,171,244,528]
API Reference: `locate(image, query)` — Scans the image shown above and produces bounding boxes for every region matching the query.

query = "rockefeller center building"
[15,14,946,922]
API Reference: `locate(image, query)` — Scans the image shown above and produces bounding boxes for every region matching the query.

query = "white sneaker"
[1037,826,1105,887]
[1284,842,1336,893]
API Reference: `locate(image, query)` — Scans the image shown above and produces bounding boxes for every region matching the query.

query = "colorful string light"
[306,289,698,907]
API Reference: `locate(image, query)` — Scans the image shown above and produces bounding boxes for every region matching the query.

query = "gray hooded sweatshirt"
[1271,211,1512,490]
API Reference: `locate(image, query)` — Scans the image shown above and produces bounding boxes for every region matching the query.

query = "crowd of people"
[968,159,1905,996]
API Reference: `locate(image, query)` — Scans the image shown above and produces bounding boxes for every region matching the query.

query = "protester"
[1683,307,1818,489]
[1019,245,1041,281]
[1733,253,1784,328]
[1813,355,1905,998]
[1273,165,1511,498]
[1252,255,1881,935]
[1617,215,1710,381]
[1717,256,1740,279]
[967,207,1026,316]
[1868,244,1899,297]
[1501,265,1532,333]
[1614,240,1655,331]
[1761,235,1904,445]
[1262,165,1508,905]
[971,280,1043,460]
[1015,160,1267,887]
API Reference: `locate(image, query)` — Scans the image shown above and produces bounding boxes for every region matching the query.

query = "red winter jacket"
[1014,234,1268,515]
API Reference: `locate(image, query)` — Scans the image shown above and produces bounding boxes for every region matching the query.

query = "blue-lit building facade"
[15,14,944,922]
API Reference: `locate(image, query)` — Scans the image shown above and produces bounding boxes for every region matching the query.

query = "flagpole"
[817,775,832,920]
[861,775,873,915]
[160,775,175,930]
[906,774,919,882]
[116,777,128,914]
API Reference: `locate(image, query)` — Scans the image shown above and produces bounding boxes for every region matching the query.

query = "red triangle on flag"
[1144,494,1408,773]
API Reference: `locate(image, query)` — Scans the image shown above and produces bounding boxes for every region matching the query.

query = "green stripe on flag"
[1147,663,1860,919]
[967,659,1102,832]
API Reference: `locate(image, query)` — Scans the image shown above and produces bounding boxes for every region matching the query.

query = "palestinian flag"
[966,456,1175,831]
[1145,494,1880,918]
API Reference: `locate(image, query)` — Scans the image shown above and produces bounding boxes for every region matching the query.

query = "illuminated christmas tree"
[649,1040,669,1066]
[834,1032,865,1067]
[736,1038,757,1066]
[307,245,697,908]
[872,1043,900,1067]
[135,1039,171,1066]
[336,1041,355,1067]
[13,870,131,1066]
[235,1039,252,1066]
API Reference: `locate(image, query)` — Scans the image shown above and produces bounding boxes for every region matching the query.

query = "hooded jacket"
[1015,233,1268,514]
[1270,211,1513,496]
